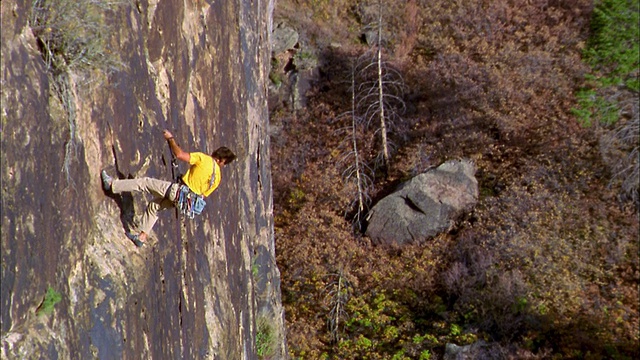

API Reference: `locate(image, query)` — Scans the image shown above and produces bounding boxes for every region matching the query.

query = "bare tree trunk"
[337,59,375,230]
[327,270,350,343]
[351,65,366,214]
[330,274,344,340]
[376,0,390,170]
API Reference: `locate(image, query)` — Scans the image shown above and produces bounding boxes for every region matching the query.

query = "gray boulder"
[271,22,298,55]
[444,341,488,360]
[365,160,478,245]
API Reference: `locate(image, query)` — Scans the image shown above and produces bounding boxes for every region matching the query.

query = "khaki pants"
[111,177,179,234]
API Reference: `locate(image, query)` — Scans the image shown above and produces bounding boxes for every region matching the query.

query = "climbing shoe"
[101,170,113,191]
[126,232,144,247]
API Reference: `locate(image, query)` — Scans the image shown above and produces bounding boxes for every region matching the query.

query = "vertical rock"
[1,0,285,359]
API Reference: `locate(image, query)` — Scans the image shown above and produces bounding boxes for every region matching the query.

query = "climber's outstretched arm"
[163,129,190,163]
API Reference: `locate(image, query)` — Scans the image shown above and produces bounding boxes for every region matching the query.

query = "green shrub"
[419,350,432,360]
[573,88,620,126]
[585,0,639,91]
[574,0,639,126]
[287,187,306,211]
[30,0,123,77]
[575,0,639,204]
[269,57,283,88]
[36,286,62,316]
[256,315,278,359]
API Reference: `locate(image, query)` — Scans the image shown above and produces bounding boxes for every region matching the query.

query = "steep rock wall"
[1,0,284,359]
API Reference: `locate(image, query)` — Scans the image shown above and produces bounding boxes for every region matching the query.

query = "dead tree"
[355,0,407,174]
[325,270,351,343]
[336,61,373,230]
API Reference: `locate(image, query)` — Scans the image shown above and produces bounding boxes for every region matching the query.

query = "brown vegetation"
[271,0,639,358]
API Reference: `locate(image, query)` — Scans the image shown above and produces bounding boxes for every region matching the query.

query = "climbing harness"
[175,185,206,219]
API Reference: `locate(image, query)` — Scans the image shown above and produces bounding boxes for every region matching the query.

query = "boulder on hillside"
[365,159,478,245]
[444,341,489,360]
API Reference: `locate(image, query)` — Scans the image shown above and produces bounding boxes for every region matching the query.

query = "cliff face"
[1,0,284,359]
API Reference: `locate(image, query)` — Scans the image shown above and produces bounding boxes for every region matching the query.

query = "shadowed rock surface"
[366,160,479,245]
[1,0,285,359]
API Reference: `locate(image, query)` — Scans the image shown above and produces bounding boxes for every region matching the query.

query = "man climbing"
[101,129,237,247]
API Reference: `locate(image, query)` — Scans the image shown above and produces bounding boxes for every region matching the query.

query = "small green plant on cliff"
[36,286,62,316]
[269,57,283,88]
[256,314,278,359]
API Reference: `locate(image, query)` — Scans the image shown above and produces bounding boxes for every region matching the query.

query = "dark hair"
[212,146,237,165]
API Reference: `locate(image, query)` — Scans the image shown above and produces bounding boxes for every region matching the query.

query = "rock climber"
[101,129,237,247]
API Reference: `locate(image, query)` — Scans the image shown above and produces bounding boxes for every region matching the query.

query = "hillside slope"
[270,0,638,358]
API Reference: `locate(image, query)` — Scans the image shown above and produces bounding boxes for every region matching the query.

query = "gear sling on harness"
[176,185,206,219]
[173,163,215,219]
[167,139,214,219]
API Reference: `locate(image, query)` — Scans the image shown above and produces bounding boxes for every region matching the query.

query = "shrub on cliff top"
[29,0,123,79]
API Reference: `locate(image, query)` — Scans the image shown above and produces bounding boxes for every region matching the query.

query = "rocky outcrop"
[271,22,299,55]
[268,21,318,111]
[1,0,285,359]
[365,160,478,245]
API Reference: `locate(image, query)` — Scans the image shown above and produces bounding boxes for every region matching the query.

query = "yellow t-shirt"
[181,152,221,197]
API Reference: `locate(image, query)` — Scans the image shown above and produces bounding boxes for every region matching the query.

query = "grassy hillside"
[271,0,638,359]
